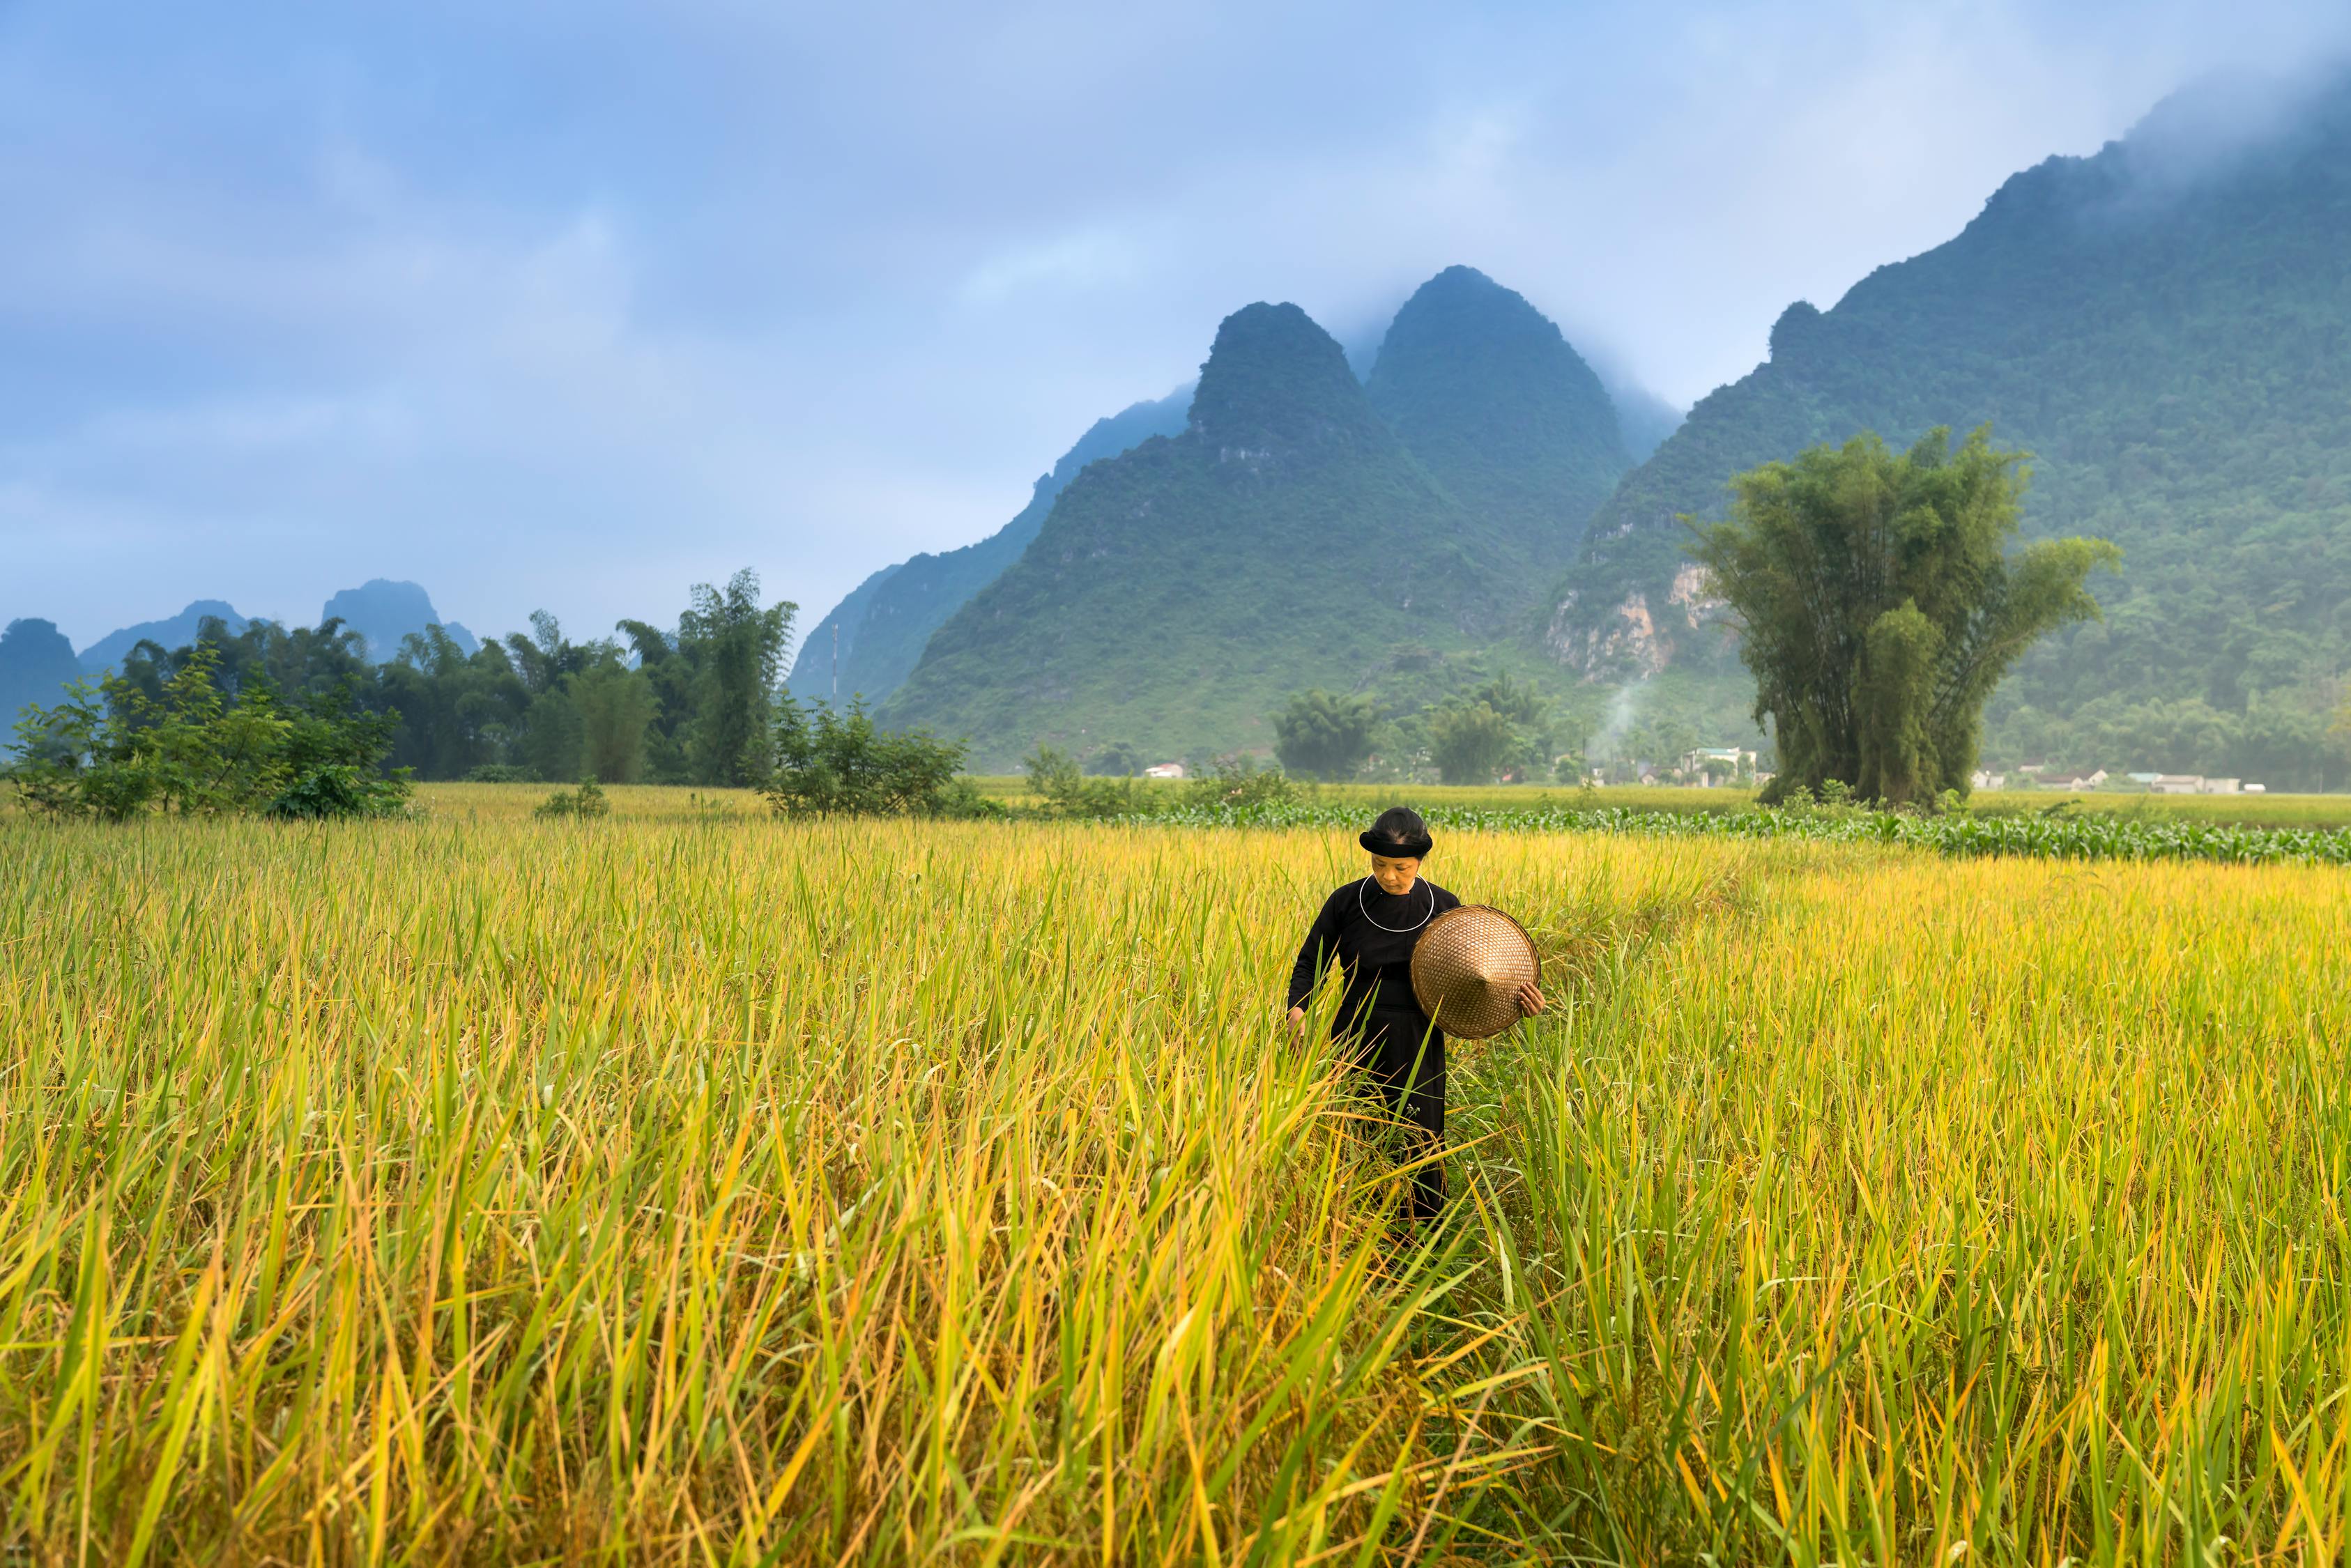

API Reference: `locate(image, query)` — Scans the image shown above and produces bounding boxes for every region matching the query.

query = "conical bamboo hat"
[1409,905,1539,1040]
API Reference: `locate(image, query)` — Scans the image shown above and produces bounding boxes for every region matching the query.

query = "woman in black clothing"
[1285,806,1543,1221]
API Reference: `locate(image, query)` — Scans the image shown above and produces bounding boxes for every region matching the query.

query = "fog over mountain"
[8,3,2345,649]
[1549,67,2351,784]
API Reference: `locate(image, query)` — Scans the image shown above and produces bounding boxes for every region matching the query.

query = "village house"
[1676,746,1757,785]
[2149,774,2203,794]
[2039,769,2108,791]
[1142,762,1186,780]
[1970,769,2007,791]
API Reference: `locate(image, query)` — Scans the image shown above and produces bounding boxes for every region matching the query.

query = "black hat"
[1360,805,1432,859]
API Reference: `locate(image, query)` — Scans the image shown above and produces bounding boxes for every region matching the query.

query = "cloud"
[4,0,2350,646]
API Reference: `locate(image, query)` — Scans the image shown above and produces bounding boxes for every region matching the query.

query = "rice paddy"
[3,794,2348,1562]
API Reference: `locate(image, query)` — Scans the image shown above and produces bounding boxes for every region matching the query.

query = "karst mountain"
[786,391,1190,707]
[1549,70,2351,771]
[875,273,1634,767]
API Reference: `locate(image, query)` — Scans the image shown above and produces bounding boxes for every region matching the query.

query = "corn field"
[2,790,2348,1563]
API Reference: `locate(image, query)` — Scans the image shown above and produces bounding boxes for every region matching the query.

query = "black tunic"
[1285,877,1461,1029]
[1287,875,1461,1220]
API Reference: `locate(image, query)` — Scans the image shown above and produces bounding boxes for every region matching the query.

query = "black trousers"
[1348,1005,1447,1220]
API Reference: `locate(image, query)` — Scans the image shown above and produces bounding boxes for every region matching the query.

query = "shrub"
[535,781,611,820]
[9,647,411,822]
[464,764,534,784]
[1026,746,1147,819]
[1186,756,1300,810]
[763,697,976,817]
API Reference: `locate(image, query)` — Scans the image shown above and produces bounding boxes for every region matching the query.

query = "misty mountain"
[79,600,250,672]
[881,291,1606,767]
[1605,381,1685,463]
[1547,70,2351,780]
[320,579,479,663]
[1365,265,1632,579]
[786,391,1190,707]
[0,618,82,724]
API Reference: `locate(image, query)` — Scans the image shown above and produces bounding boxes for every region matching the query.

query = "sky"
[6,1,2349,652]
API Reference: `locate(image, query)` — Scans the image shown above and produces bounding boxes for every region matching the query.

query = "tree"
[1690,427,2118,806]
[9,644,409,821]
[766,696,974,816]
[1085,740,1144,777]
[1426,700,1517,784]
[574,659,657,783]
[681,570,795,787]
[1273,689,1379,781]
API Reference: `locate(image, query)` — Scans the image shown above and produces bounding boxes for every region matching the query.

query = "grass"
[2,802,2348,1561]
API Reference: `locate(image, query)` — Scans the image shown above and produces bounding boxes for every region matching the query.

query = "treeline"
[78,569,798,787]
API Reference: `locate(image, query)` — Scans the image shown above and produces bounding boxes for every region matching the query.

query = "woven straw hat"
[1410,905,1540,1040]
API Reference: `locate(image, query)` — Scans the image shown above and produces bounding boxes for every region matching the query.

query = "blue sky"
[6,1,2348,651]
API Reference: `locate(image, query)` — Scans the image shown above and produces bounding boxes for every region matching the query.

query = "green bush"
[1025,746,1147,819]
[1185,756,1301,810]
[534,781,611,820]
[764,697,982,817]
[9,645,411,822]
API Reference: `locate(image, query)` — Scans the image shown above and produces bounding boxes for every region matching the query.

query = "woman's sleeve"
[1285,888,1347,1011]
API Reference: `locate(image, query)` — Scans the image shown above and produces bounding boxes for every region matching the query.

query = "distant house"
[1142,762,1186,780]
[2126,772,2160,786]
[2245,783,2268,793]
[2040,769,2108,791]
[1676,746,1756,786]
[2199,777,2242,794]
[1970,769,2007,791]
[2150,775,2203,794]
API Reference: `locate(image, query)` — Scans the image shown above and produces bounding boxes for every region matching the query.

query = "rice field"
[3,798,2349,1563]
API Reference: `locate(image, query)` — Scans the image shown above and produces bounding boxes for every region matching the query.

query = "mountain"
[1365,265,1631,581]
[786,391,1190,706]
[321,580,478,662]
[79,600,250,672]
[1547,70,2351,781]
[785,562,901,702]
[882,301,1523,768]
[0,618,82,724]
[1605,381,1685,462]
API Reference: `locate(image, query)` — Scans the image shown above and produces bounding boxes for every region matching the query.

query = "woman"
[1285,806,1543,1222]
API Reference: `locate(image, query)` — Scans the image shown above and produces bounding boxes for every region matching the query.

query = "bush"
[8,646,411,822]
[535,781,611,820]
[763,697,977,817]
[464,764,534,784]
[1025,746,1147,819]
[1186,756,1301,810]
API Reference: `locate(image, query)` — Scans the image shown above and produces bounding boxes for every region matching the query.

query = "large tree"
[1272,689,1379,781]
[680,569,795,787]
[1690,428,2117,805]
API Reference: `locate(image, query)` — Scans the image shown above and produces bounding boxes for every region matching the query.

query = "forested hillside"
[1366,266,1630,590]
[785,392,1188,705]
[878,269,1641,767]
[880,302,1532,767]
[1551,72,2351,786]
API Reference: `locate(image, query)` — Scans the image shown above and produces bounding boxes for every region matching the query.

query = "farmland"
[3,801,2349,1562]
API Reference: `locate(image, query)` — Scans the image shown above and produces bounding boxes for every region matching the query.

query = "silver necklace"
[1357,877,1434,932]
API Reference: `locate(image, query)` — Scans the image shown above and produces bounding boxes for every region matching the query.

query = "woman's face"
[1369,853,1421,896]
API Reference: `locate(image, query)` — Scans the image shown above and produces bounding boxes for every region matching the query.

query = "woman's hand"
[1286,1006,1308,1038]
[1515,981,1545,1017]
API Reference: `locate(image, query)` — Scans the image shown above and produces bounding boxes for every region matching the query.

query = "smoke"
[1589,679,1648,764]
